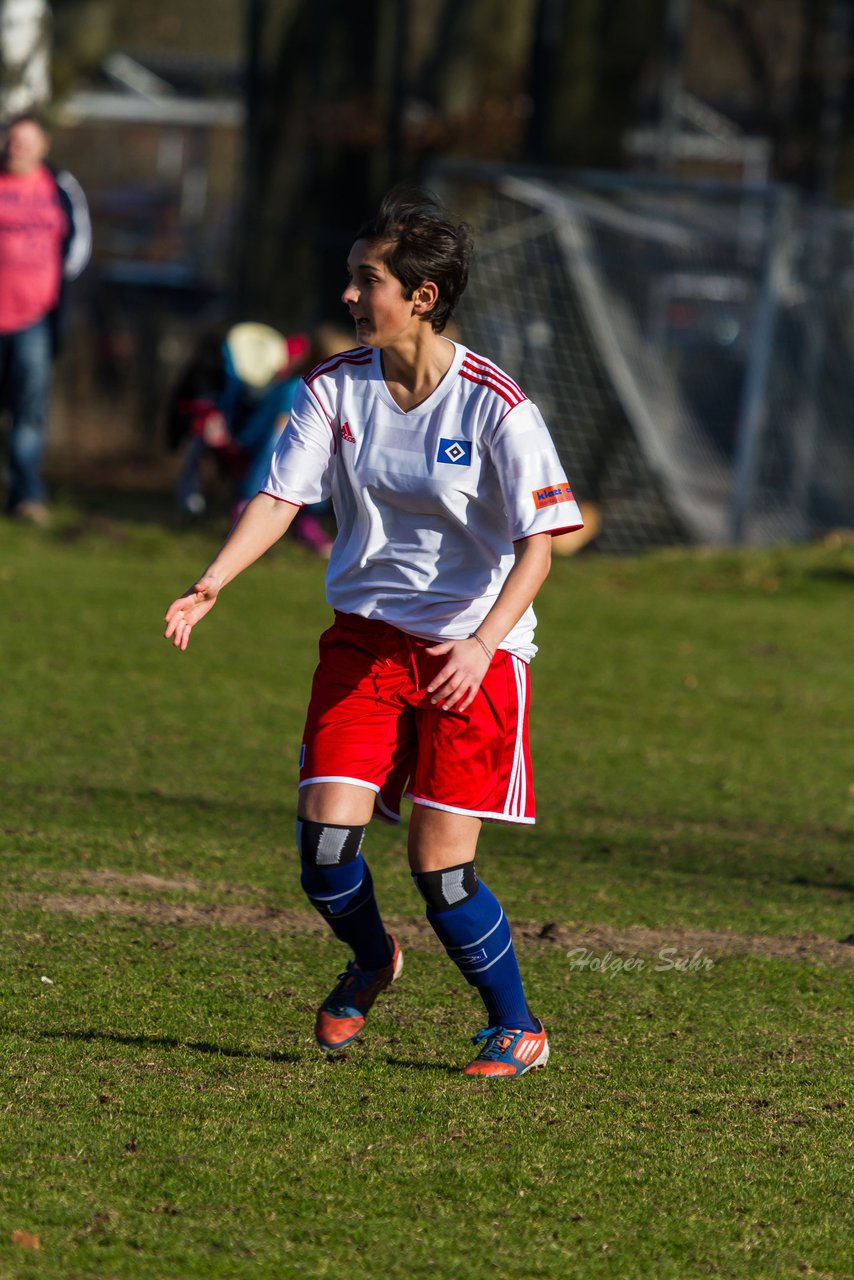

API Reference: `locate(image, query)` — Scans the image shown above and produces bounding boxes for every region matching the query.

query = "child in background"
[168,322,332,554]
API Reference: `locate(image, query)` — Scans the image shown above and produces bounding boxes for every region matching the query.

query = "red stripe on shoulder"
[303,382,338,452]
[462,353,524,400]
[459,369,523,410]
[306,347,372,385]
[460,363,525,408]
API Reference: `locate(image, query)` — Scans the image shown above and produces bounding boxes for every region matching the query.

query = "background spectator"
[168,321,334,554]
[0,113,90,524]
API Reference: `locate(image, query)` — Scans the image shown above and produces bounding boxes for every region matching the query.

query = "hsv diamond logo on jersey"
[437,438,472,466]
[532,482,574,509]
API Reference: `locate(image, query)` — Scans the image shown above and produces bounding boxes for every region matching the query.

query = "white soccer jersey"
[263,341,582,660]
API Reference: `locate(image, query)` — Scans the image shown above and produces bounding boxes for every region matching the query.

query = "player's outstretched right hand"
[164,576,221,651]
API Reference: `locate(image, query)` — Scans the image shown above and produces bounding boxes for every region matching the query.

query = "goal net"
[432,163,854,552]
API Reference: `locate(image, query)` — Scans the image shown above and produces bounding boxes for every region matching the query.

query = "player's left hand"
[425,638,492,712]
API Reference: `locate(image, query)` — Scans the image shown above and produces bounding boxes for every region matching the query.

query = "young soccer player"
[164,188,582,1076]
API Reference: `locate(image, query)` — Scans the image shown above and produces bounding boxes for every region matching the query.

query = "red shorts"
[299,612,535,824]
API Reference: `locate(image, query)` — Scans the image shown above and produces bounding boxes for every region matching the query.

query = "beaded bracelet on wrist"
[470,633,494,661]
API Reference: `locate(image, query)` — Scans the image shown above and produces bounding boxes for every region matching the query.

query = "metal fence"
[432,161,854,552]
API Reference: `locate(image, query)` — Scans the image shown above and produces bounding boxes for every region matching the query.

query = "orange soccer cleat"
[462,1021,550,1077]
[314,934,403,1051]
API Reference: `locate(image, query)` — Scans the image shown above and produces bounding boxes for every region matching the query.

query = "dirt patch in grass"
[76,870,207,894]
[11,887,854,968]
[15,893,306,934]
[512,919,854,967]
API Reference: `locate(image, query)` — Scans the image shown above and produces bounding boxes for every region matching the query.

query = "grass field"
[1,504,852,1279]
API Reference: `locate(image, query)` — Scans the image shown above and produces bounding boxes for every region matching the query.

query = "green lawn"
[1,507,852,1279]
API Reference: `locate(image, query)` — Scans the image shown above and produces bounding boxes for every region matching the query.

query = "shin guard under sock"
[297,819,391,970]
[414,864,537,1032]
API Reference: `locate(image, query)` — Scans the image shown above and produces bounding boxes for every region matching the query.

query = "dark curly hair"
[356,186,472,333]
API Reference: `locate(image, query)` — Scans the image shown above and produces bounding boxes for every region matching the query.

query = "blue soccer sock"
[297,819,392,972]
[414,864,538,1033]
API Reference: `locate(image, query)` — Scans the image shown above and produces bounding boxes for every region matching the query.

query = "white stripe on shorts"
[504,655,527,819]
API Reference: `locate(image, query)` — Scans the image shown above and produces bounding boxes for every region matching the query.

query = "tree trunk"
[242,0,387,323]
[0,0,51,116]
[535,0,668,168]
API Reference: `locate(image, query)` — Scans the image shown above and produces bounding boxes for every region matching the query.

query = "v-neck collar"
[373,341,465,416]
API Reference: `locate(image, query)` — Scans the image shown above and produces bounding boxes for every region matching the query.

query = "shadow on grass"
[50,482,217,531]
[384,1054,460,1075]
[33,1031,462,1074]
[807,566,854,583]
[789,874,854,894]
[4,779,294,821]
[76,782,293,820]
[36,1027,299,1064]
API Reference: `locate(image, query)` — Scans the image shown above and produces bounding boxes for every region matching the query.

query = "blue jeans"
[0,317,53,510]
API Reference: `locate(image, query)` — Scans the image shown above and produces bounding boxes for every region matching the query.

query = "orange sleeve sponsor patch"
[532,482,574,510]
